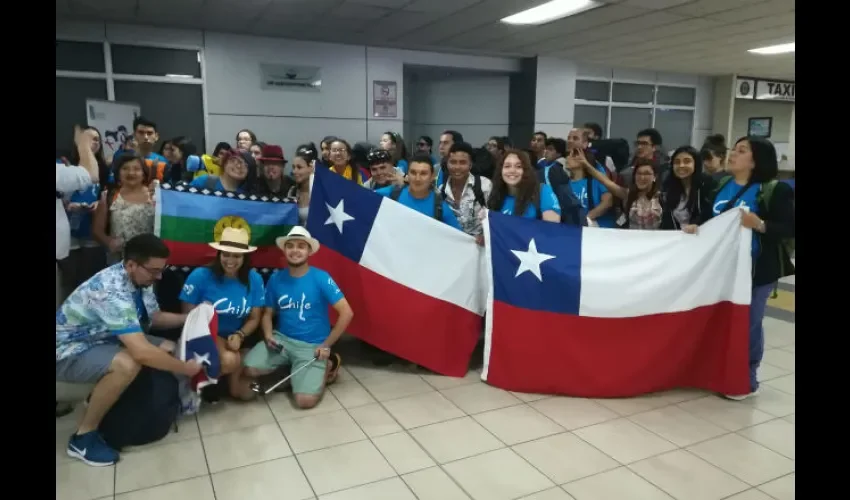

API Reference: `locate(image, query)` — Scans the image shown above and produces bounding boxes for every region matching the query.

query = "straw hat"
[275,226,320,254]
[209,227,257,253]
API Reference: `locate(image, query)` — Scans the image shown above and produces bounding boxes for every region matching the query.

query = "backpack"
[98,367,181,450]
[439,174,486,208]
[715,176,795,271]
[539,165,587,226]
[590,138,630,171]
[389,185,443,222]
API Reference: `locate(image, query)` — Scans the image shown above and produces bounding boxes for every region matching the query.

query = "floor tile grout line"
[192,415,219,500]
[341,365,479,499]
[263,395,321,500]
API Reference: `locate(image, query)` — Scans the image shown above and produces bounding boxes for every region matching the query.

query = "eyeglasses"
[330,148,347,154]
[139,264,165,278]
[635,140,652,147]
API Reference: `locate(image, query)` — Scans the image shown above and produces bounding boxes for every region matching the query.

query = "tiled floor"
[57,279,795,500]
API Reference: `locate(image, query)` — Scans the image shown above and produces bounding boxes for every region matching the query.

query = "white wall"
[731,100,794,146]
[55,20,520,157]
[407,75,511,148]
[535,58,578,139]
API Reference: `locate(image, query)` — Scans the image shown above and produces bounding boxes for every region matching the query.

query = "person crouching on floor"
[238,227,352,408]
[179,227,265,401]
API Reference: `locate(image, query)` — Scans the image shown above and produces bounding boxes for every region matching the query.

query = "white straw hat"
[208,227,257,253]
[275,226,320,254]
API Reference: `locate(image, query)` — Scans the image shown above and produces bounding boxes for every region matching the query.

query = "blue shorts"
[55,335,167,384]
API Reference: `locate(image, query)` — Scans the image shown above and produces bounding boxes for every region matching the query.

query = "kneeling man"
[241,227,353,408]
[56,234,201,466]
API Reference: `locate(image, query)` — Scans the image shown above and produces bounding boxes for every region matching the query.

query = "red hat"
[258,144,286,163]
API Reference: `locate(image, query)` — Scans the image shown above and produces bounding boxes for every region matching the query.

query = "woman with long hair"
[488,149,560,222]
[286,144,318,226]
[379,132,409,173]
[189,149,258,194]
[328,138,368,185]
[235,129,257,150]
[660,146,717,230]
[582,158,661,229]
[685,136,795,400]
[180,227,265,401]
[161,136,199,184]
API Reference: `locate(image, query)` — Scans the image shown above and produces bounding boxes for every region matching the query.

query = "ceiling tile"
[262,0,340,19]
[622,0,692,9]
[705,0,794,23]
[356,10,444,42]
[344,0,411,7]
[404,0,483,13]
[330,2,392,19]
[669,0,765,17]
[399,0,536,44]
[137,0,203,22]
[57,0,70,14]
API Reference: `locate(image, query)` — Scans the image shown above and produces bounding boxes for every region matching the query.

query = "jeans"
[749,282,776,392]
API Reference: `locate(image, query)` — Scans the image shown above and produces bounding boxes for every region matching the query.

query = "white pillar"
[787,105,795,170]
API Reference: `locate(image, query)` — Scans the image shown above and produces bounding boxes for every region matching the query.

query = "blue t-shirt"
[712,180,761,257]
[179,267,265,337]
[376,186,462,230]
[499,183,561,219]
[189,174,246,194]
[569,177,615,228]
[66,182,101,239]
[265,267,344,345]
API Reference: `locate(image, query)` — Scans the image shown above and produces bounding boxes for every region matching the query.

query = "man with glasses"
[56,233,200,467]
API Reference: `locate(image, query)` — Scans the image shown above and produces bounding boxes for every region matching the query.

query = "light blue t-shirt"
[189,174,246,194]
[397,159,409,174]
[265,267,344,345]
[499,183,561,219]
[376,186,463,230]
[713,180,761,257]
[179,267,265,337]
[569,177,615,228]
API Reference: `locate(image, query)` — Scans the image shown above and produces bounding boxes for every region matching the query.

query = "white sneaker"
[722,389,759,401]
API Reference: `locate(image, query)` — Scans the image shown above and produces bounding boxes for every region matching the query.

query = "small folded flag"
[177,303,222,393]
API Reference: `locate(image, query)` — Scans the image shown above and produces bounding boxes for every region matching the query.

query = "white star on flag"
[511,238,555,281]
[193,352,211,366]
[325,199,355,233]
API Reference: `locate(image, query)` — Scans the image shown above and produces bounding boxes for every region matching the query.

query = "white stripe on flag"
[360,198,486,315]
[578,209,752,318]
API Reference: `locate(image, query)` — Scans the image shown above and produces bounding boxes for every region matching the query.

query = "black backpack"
[536,166,587,226]
[439,174,486,208]
[389,185,443,222]
[99,367,181,450]
[590,138,630,171]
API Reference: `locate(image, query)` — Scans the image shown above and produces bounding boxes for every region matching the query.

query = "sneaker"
[722,389,759,401]
[67,430,119,467]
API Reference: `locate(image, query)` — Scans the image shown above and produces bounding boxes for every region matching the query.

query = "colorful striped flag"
[154,184,298,269]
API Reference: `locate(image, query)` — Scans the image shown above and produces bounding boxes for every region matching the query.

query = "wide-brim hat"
[209,226,257,254]
[275,226,320,254]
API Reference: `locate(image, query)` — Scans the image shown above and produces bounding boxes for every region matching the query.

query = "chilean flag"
[307,167,485,376]
[176,303,222,392]
[482,209,753,397]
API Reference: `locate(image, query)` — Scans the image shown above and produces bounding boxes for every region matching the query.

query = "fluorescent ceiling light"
[748,42,795,55]
[501,0,600,26]
[166,73,194,78]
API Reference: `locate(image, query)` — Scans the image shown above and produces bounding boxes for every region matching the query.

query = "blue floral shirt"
[56,263,160,361]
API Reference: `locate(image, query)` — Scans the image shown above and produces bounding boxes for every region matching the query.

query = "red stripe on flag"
[485,300,750,397]
[311,246,481,377]
[164,241,285,269]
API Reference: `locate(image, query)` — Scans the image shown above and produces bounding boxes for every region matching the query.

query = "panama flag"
[482,209,753,397]
[307,167,486,376]
[154,184,298,269]
[177,303,221,392]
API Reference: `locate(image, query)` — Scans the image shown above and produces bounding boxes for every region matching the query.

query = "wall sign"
[736,77,794,102]
[373,80,398,118]
[86,99,141,163]
[260,64,322,92]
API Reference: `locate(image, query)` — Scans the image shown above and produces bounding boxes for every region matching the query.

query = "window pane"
[612,83,654,104]
[111,45,201,78]
[56,40,105,73]
[575,80,610,101]
[573,105,608,136]
[113,81,205,152]
[654,109,694,150]
[609,107,652,156]
[656,86,696,106]
[56,77,108,155]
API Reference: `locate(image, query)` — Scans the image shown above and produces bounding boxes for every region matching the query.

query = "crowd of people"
[55,116,795,467]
